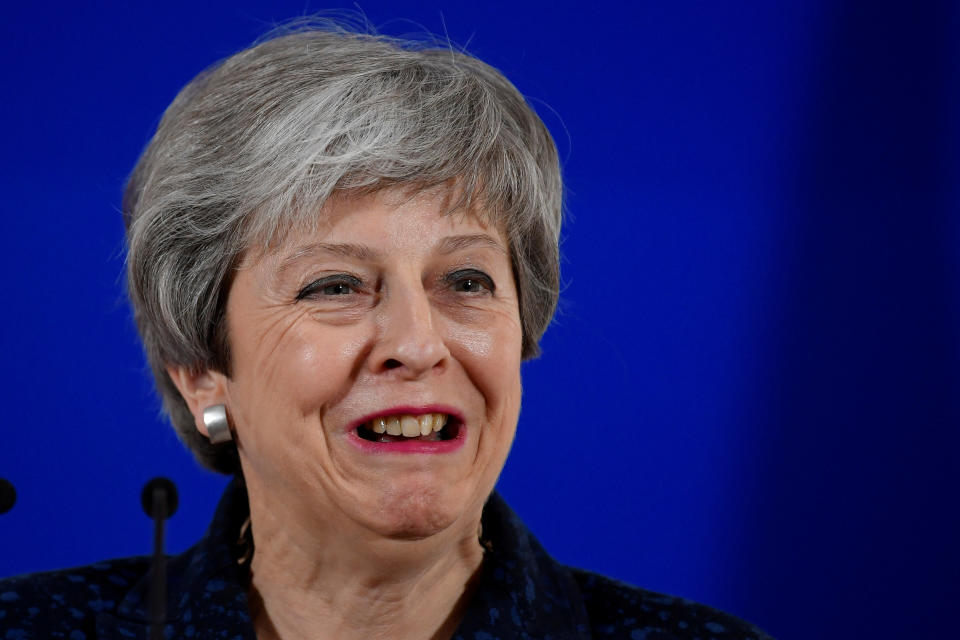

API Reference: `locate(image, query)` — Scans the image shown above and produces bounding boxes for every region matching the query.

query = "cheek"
[232,317,372,424]
[447,311,521,364]
[446,307,523,407]
[284,327,371,416]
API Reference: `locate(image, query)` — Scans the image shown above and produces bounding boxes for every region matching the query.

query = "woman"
[0,24,771,639]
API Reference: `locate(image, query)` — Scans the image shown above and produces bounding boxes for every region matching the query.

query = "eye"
[320,282,353,295]
[455,278,486,293]
[296,275,363,300]
[447,269,495,294]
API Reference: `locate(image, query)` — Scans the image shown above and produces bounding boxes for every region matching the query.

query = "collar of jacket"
[94,476,592,639]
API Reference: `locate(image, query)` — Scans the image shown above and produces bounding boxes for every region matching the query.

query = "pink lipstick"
[346,406,466,454]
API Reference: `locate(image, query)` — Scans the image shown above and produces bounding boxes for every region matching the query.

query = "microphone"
[141,477,178,640]
[0,478,15,515]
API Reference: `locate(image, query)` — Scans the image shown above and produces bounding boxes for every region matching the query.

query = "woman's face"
[217,189,522,540]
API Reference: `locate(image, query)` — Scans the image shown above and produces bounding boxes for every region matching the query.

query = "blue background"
[1,2,957,638]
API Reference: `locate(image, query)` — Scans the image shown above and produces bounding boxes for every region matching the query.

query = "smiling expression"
[214,188,523,540]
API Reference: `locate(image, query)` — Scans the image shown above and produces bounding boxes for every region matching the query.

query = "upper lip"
[345,405,464,432]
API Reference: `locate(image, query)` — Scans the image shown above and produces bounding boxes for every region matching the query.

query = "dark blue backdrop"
[1,2,957,639]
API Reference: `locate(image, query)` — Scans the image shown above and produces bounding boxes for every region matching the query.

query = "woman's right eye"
[320,282,354,295]
[296,275,362,300]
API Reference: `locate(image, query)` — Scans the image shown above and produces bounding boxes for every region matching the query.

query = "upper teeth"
[368,413,449,437]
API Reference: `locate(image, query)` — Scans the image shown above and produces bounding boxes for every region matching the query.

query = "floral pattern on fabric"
[0,478,772,639]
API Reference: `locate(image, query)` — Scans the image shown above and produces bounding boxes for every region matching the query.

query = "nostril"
[384,358,403,370]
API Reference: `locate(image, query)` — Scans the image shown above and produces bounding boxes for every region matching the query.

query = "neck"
[243,483,485,640]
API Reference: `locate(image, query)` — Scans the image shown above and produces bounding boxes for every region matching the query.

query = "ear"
[166,365,230,439]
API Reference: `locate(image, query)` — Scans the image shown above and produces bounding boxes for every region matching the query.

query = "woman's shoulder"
[567,567,774,640]
[0,556,151,634]
[480,491,773,639]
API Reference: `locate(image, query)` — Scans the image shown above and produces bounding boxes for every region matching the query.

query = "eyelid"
[296,274,364,300]
[445,268,496,292]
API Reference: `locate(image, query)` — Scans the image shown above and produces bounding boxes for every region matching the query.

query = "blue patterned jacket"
[0,478,772,639]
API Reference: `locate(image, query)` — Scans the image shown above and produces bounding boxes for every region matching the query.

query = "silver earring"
[203,404,233,444]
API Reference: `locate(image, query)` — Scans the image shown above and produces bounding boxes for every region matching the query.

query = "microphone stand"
[150,485,167,640]
[141,478,178,640]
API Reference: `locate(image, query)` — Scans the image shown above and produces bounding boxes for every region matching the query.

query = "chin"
[368,484,469,540]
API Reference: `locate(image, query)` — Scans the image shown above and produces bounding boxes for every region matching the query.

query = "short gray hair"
[123,23,563,473]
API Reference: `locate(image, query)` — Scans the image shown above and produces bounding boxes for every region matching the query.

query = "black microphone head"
[141,477,178,520]
[0,478,15,515]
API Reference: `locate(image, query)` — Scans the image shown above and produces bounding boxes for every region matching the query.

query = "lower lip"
[347,426,467,455]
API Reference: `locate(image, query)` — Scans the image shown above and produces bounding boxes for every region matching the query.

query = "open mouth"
[356,413,461,443]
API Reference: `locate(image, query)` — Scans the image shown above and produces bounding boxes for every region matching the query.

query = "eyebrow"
[436,234,508,255]
[279,234,507,272]
[278,242,377,273]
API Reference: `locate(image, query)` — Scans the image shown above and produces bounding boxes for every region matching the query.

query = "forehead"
[246,187,508,269]
[326,187,498,235]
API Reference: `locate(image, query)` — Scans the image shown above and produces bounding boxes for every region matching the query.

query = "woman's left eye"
[447,269,495,294]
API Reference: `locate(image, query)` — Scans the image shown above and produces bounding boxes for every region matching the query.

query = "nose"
[370,283,450,378]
